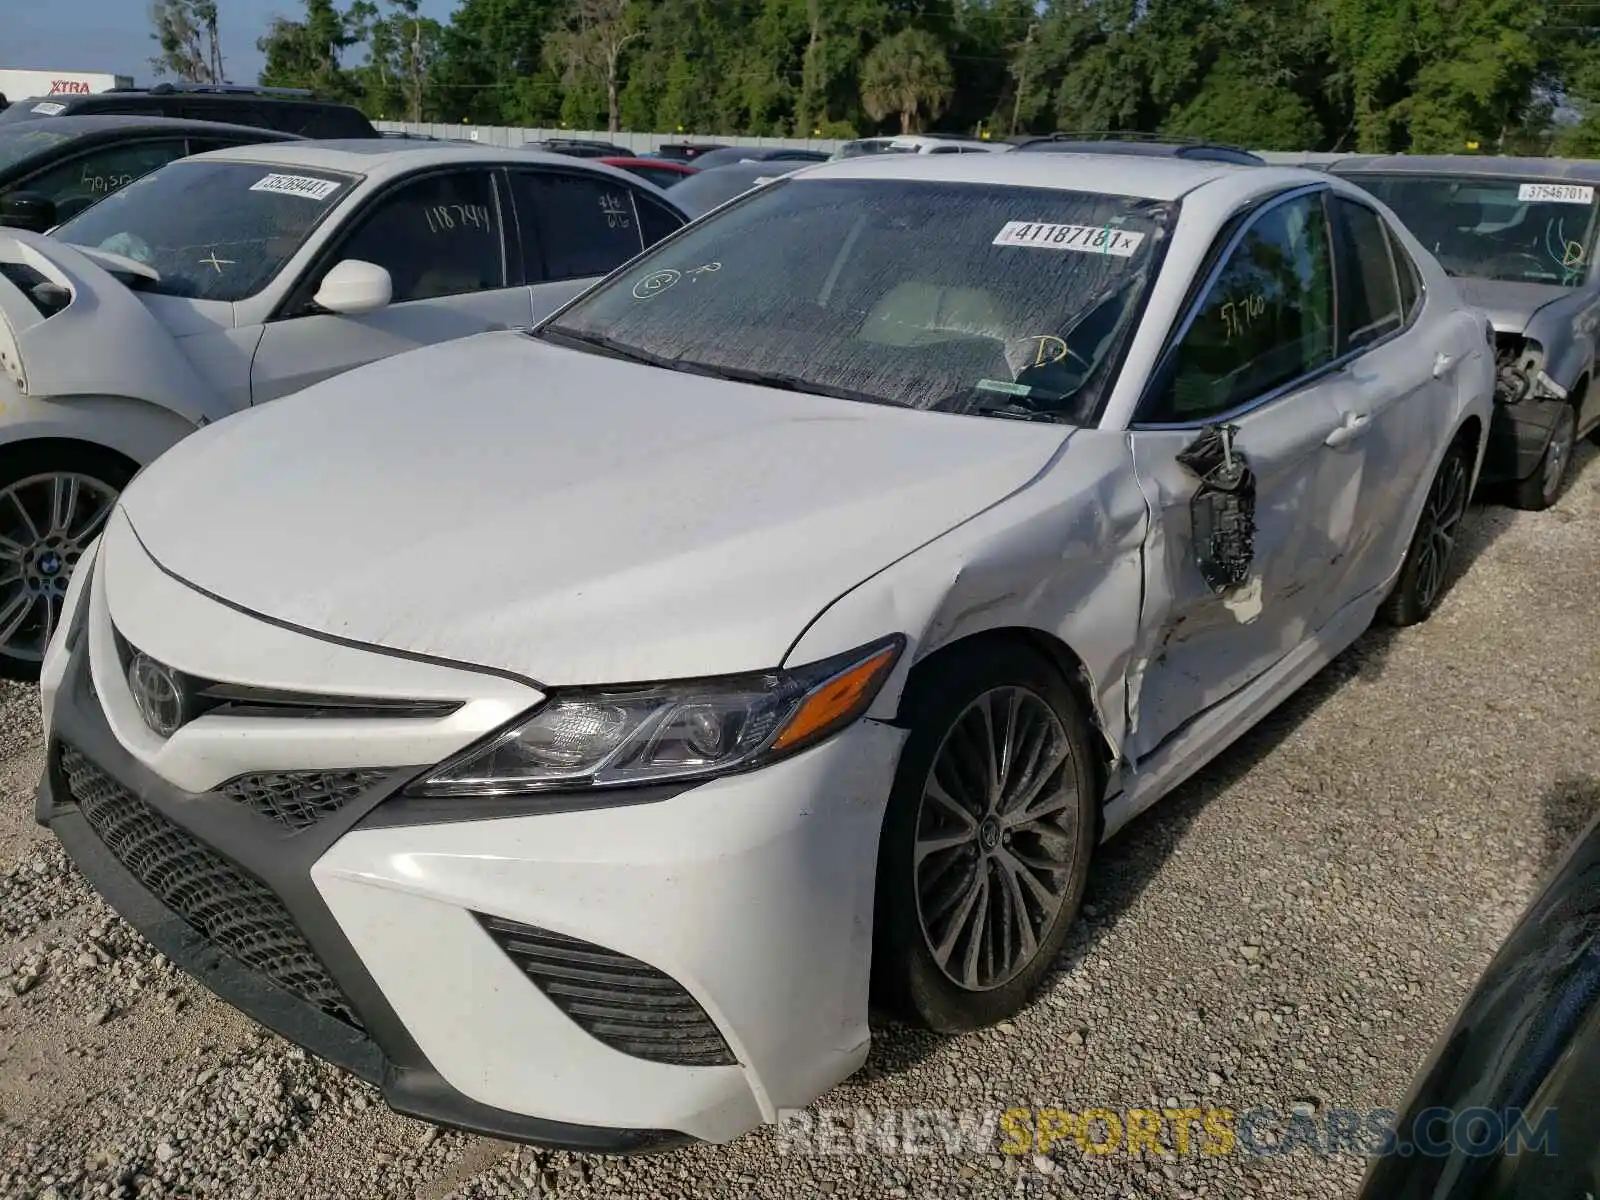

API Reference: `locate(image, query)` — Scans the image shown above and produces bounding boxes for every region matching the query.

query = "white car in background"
[40,153,1492,1150]
[0,140,687,678]
[831,133,1010,158]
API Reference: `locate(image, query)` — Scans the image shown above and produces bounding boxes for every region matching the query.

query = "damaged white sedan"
[39,153,1492,1150]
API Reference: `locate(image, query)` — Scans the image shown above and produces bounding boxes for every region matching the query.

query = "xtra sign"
[49,80,94,94]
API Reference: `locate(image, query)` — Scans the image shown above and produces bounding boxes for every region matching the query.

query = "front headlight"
[407,635,904,797]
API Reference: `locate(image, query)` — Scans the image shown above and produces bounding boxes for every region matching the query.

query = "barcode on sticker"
[993,221,1145,257]
[1518,182,1594,205]
[249,173,342,201]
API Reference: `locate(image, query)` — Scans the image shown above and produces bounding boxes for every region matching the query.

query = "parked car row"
[0,112,1594,1166]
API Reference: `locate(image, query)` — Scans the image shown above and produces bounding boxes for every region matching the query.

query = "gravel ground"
[4,447,1600,1200]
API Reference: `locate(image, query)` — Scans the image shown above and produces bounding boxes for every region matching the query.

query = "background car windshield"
[53,159,357,301]
[0,125,71,172]
[1353,173,1598,285]
[542,177,1172,423]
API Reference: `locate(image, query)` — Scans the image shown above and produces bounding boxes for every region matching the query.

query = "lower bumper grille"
[56,743,364,1030]
[476,914,736,1067]
[218,768,391,831]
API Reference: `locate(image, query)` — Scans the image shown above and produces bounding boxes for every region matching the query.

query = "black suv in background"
[0,83,375,139]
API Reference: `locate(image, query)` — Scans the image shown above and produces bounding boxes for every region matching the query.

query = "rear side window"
[1331,196,1403,352]
[17,138,189,222]
[636,195,685,248]
[510,171,647,282]
[1391,227,1423,320]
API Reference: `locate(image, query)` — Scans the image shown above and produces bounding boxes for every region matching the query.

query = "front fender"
[783,429,1147,764]
[0,383,197,470]
[1525,305,1595,396]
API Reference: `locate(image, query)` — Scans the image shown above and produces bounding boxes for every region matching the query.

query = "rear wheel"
[0,445,132,682]
[1513,404,1576,511]
[871,642,1098,1032]
[1378,442,1470,628]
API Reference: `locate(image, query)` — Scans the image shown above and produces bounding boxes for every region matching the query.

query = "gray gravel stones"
[3,447,1599,1199]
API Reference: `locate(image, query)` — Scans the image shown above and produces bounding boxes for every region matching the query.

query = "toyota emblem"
[127,651,189,738]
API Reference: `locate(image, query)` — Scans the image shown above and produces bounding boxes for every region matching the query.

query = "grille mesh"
[57,744,364,1029]
[476,914,736,1067]
[218,769,390,831]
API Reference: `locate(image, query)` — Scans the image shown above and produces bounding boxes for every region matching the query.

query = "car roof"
[601,156,694,169]
[0,112,300,139]
[789,150,1308,202]
[1330,154,1600,183]
[186,138,663,185]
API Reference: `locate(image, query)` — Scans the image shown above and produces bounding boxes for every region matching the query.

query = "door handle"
[1325,411,1372,448]
[1433,351,1458,378]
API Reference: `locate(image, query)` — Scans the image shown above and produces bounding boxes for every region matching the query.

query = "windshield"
[539,177,1173,423]
[0,124,71,173]
[53,159,358,301]
[1351,173,1598,286]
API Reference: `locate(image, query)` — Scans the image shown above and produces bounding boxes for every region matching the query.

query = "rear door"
[1125,185,1363,762]
[505,167,686,319]
[249,166,528,403]
[1311,193,1461,616]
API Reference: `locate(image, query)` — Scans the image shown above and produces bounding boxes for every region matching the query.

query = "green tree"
[546,0,643,132]
[860,28,954,133]
[258,0,362,101]
[149,0,225,83]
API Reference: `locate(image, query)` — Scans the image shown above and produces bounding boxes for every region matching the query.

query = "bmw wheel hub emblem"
[127,651,188,738]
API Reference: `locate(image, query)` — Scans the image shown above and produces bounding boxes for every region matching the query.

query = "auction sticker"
[994,221,1145,256]
[1518,182,1594,204]
[30,102,66,116]
[250,173,342,201]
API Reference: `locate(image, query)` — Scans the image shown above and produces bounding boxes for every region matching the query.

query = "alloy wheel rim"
[1413,456,1468,613]
[913,686,1081,992]
[1543,411,1575,501]
[0,472,118,662]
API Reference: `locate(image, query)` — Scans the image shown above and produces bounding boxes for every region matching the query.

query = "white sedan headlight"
[407,636,904,797]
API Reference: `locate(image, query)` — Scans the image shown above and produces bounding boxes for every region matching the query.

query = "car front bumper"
[39,543,906,1151]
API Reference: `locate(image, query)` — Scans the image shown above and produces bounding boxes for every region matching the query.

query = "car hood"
[118,332,1069,685]
[0,229,233,424]
[1454,278,1574,335]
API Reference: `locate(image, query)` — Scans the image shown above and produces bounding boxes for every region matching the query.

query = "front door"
[1125,187,1363,764]
[249,167,533,403]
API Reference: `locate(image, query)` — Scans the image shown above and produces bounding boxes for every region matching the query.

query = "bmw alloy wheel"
[0,471,118,663]
[913,686,1083,992]
[1413,452,1469,614]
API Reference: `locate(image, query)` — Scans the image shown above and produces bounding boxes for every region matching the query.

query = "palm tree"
[860,29,955,134]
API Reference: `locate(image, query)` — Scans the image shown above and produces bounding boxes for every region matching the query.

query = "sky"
[7,0,455,89]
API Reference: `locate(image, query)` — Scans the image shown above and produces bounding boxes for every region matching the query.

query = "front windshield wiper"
[534,325,685,371]
[968,398,1074,424]
[674,361,905,409]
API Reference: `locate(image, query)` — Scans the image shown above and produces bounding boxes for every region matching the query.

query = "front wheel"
[871,641,1099,1032]
[1513,405,1576,512]
[0,445,133,682]
[1378,442,1471,628]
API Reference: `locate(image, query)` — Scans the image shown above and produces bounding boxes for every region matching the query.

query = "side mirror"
[312,259,392,315]
[0,193,58,234]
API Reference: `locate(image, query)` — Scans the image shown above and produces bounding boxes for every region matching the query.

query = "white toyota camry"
[38,152,1493,1151]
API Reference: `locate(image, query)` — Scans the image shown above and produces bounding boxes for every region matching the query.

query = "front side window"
[0,125,72,173]
[511,171,647,282]
[539,177,1174,424]
[326,169,504,303]
[1350,173,1598,286]
[1145,191,1335,422]
[17,139,188,221]
[53,159,358,301]
[1331,196,1403,352]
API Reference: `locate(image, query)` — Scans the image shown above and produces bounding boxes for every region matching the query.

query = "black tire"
[0,443,135,683]
[1378,440,1471,628]
[871,640,1099,1032]
[1512,404,1577,512]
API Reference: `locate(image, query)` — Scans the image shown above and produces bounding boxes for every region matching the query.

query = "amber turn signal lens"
[770,643,900,753]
